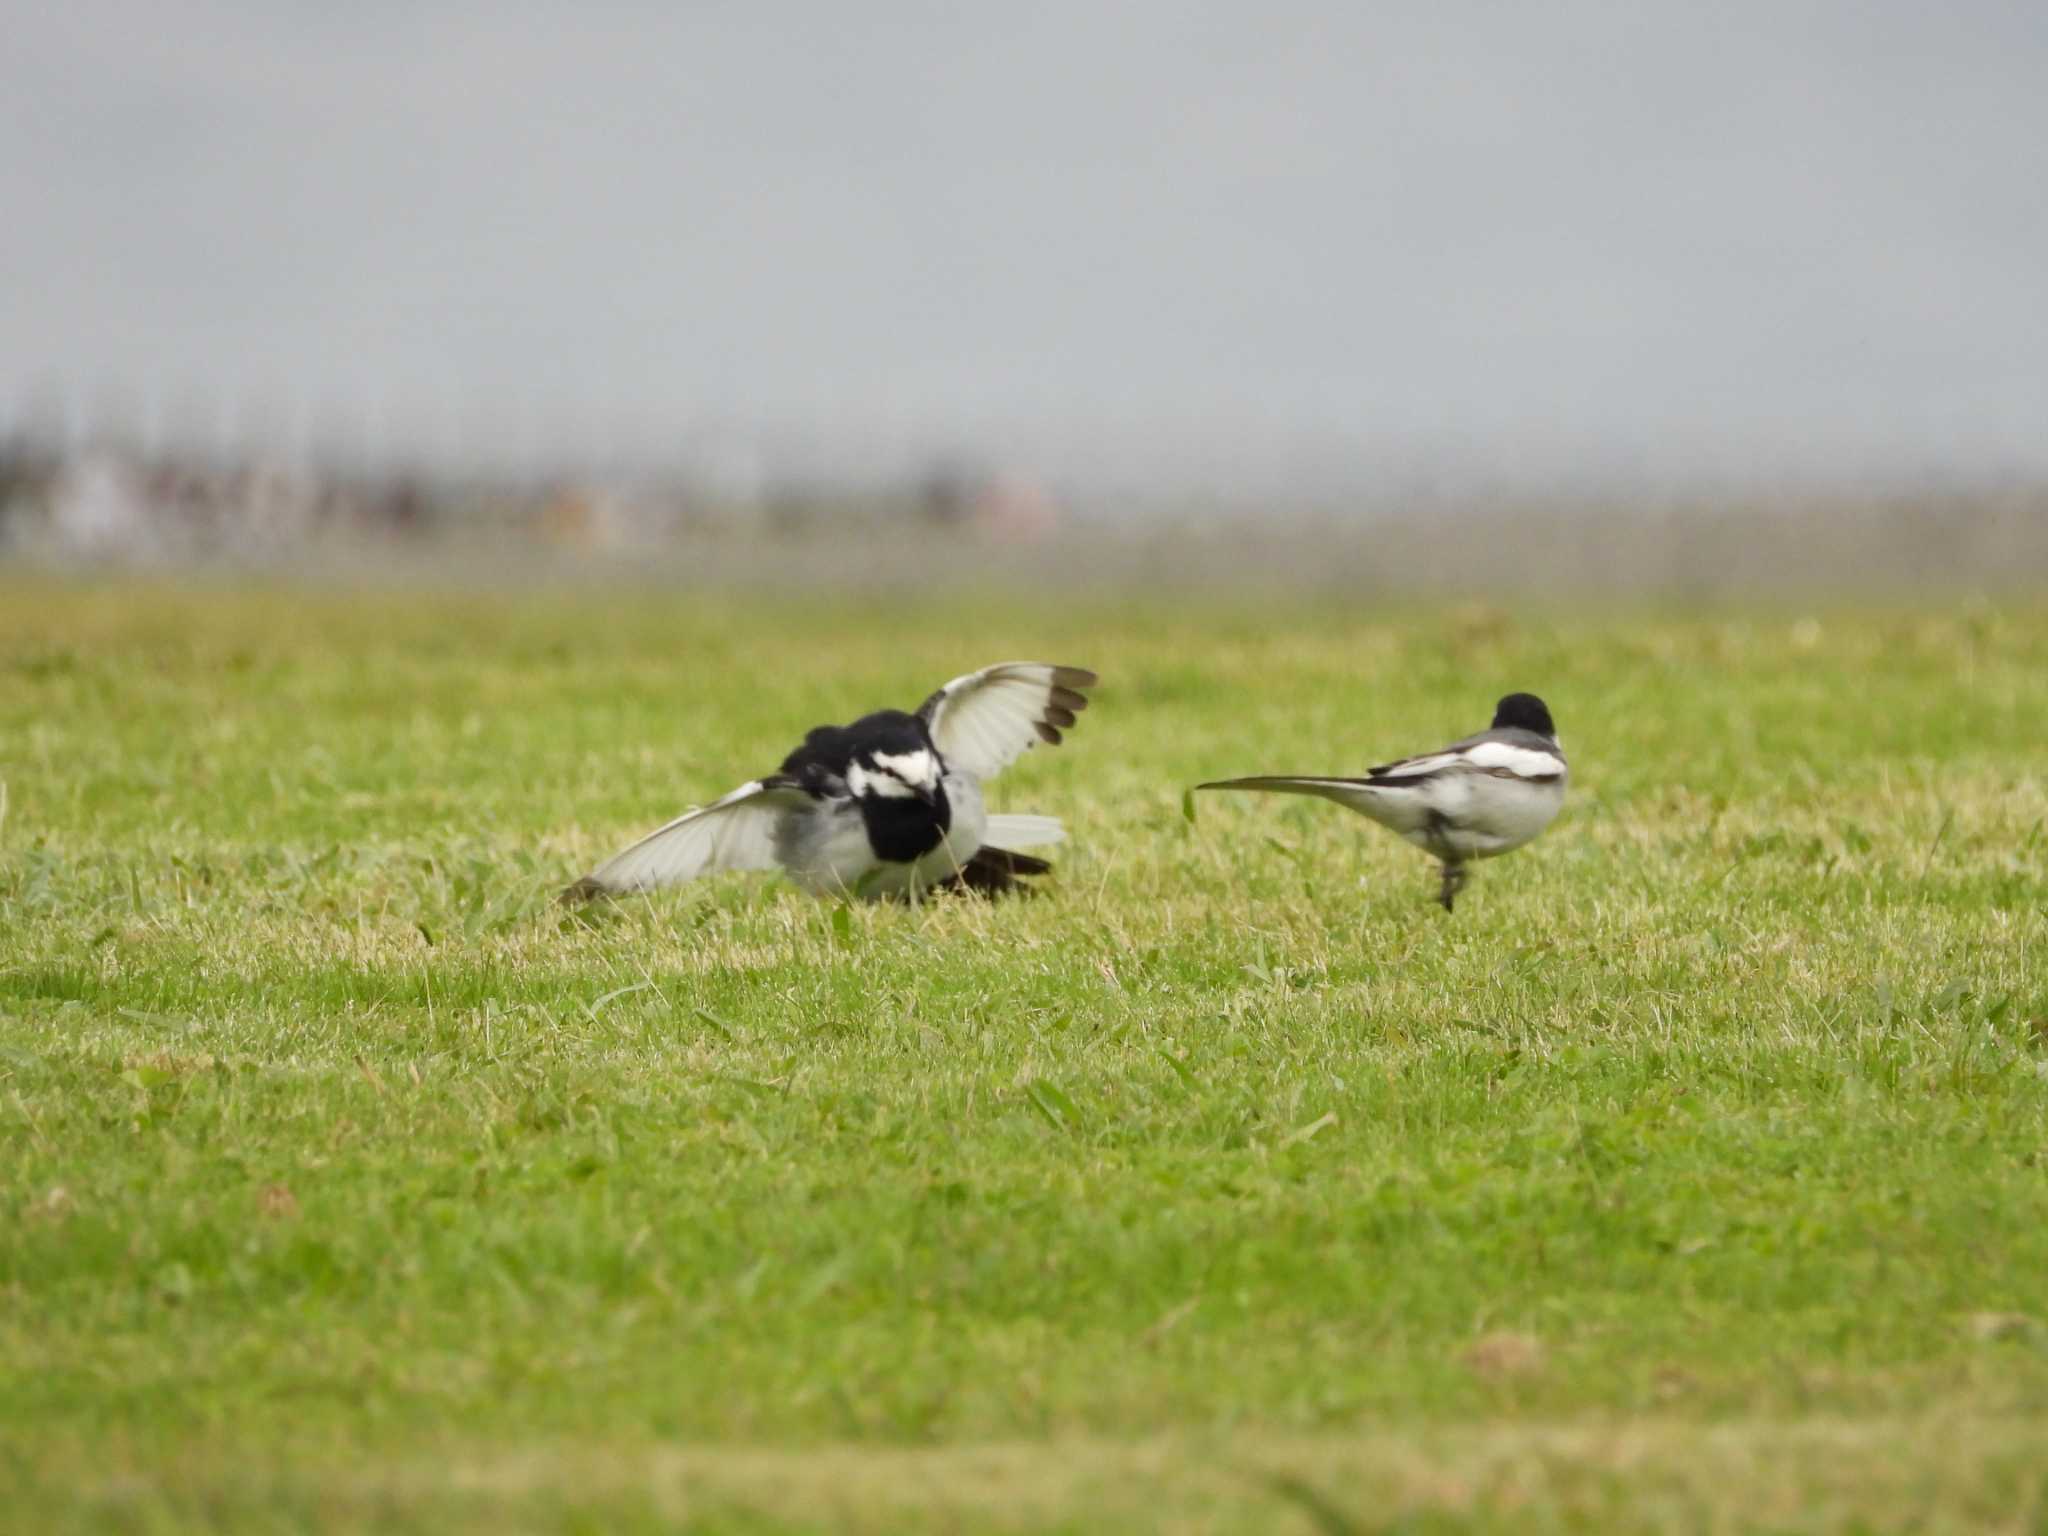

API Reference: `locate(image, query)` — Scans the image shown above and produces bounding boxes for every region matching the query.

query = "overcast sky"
[5,0,2046,490]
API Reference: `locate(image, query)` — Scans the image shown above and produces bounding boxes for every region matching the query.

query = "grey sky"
[6,0,2047,488]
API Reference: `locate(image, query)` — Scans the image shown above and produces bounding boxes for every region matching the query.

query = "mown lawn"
[2,578,2045,1532]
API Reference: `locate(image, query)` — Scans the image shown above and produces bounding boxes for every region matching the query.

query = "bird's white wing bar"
[1364,741,1565,782]
[567,779,811,897]
[917,662,1097,782]
[1457,740,1566,778]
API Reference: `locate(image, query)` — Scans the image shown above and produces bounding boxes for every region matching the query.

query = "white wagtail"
[1196,693,1567,911]
[564,662,1096,903]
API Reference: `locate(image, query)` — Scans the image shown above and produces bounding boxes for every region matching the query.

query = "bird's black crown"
[1491,692,1555,736]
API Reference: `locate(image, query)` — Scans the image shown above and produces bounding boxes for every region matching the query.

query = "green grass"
[2,578,2046,1533]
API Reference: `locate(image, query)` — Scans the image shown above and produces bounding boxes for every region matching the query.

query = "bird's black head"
[842,711,944,808]
[1491,692,1555,737]
[841,712,951,862]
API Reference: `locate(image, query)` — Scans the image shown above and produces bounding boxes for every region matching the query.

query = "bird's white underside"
[783,770,989,896]
[1333,771,1563,860]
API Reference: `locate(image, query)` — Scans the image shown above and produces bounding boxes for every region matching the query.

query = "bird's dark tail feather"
[934,845,1054,897]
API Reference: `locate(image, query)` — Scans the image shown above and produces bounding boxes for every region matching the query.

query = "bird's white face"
[847,747,941,801]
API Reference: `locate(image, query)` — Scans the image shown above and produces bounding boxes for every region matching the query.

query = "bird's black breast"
[858,788,950,863]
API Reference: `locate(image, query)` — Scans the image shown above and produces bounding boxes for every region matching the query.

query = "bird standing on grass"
[564,663,1096,903]
[1194,693,1567,911]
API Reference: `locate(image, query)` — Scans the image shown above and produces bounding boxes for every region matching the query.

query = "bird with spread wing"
[564,662,1097,902]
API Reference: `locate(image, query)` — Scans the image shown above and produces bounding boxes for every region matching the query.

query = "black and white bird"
[1195,693,1567,911]
[564,663,1097,903]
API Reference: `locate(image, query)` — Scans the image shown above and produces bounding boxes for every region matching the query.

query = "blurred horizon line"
[8,374,2046,515]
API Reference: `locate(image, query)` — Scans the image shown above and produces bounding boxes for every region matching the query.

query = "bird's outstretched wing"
[916,662,1097,782]
[564,778,811,899]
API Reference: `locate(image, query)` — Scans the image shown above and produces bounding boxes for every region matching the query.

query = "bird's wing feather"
[568,778,810,896]
[1362,751,1465,781]
[916,662,1097,782]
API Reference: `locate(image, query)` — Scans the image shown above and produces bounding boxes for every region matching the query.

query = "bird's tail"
[1195,775,1372,805]
[936,844,1055,897]
[984,812,1065,848]
[931,813,1065,897]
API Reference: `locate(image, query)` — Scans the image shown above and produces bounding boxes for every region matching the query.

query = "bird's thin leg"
[1438,861,1467,912]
